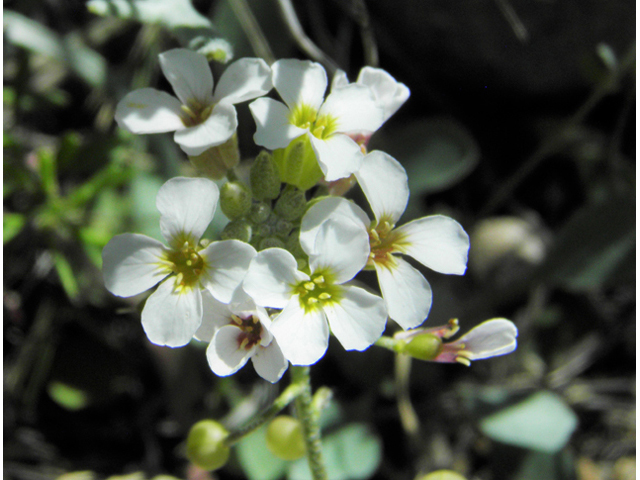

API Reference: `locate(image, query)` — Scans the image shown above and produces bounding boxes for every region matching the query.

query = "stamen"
[307,298,318,305]
[240,338,250,350]
[455,356,471,367]
[318,293,331,300]
[313,276,325,285]
[231,315,243,326]
[304,282,316,291]
[252,316,259,324]
[175,273,184,285]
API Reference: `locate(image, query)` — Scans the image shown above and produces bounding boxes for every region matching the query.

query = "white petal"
[249,97,307,150]
[319,84,384,133]
[114,88,185,134]
[174,103,238,156]
[242,248,307,308]
[194,290,233,342]
[330,69,349,91]
[308,133,363,181]
[251,340,288,383]
[300,197,370,255]
[200,240,257,303]
[308,218,369,284]
[213,57,273,104]
[141,280,203,347]
[156,177,219,247]
[102,233,167,297]
[159,48,213,106]
[272,59,327,111]
[395,215,470,275]
[324,286,387,351]
[375,258,432,330]
[357,67,410,121]
[270,300,329,366]
[207,325,252,376]
[355,150,409,225]
[457,319,518,360]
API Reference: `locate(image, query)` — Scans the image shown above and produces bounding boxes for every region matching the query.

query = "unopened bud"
[186,420,230,471]
[402,333,443,361]
[272,135,323,191]
[220,181,251,220]
[259,237,285,250]
[188,134,239,180]
[250,150,281,200]
[274,187,307,221]
[221,219,252,242]
[266,416,306,461]
[249,201,271,224]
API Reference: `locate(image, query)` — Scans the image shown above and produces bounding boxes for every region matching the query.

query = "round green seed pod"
[266,416,306,461]
[186,420,230,471]
[220,181,252,220]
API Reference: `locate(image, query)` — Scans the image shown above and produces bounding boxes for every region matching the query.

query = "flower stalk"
[291,366,327,480]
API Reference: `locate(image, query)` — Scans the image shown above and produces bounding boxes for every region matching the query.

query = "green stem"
[375,335,401,353]
[291,366,327,480]
[226,381,305,445]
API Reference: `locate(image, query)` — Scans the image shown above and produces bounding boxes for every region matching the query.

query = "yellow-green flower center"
[293,272,341,312]
[180,99,214,127]
[289,103,338,140]
[367,218,407,270]
[163,241,206,292]
[231,314,263,351]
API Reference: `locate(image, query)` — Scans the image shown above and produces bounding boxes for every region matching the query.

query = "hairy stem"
[291,366,327,480]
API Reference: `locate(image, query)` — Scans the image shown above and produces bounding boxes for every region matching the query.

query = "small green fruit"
[403,334,443,361]
[266,416,306,461]
[186,420,230,471]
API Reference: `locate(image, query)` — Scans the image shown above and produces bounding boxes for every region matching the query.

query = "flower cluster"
[104,49,517,382]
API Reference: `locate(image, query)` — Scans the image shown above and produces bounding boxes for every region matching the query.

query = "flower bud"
[250,150,281,200]
[221,219,252,242]
[274,187,307,221]
[272,135,323,191]
[249,201,271,225]
[260,237,285,250]
[220,181,252,220]
[188,134,239,180]
[401,333,443,361]
[266,415,306,461]
[186,420,230,471]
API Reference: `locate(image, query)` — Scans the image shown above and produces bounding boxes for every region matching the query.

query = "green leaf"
[52,251,80,300]
[479,391,578,453]
[534,195,635,290]
[87,0,233,62]
[417,471,468,480]
[130,173,164,242]
[236,425,288,480]
[288,424,382,480]
[3,213,26,244]
[371,117,480,195]
[47,381,90,411]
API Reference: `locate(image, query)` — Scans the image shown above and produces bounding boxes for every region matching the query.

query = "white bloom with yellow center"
[248,59,384,181]
[301,151,470,330]
[195,289,288,383]
[242,218,387,366]
[102,177,256,347]
[115,48,272,156]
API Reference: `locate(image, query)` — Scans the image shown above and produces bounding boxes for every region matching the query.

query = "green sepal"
[250,150,281,200]
[272,135,323,191]
[220,181,251,220]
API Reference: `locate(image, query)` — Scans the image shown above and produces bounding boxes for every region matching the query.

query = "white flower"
[242,218,387,366]
[194,289,288,383]
[301,151,470,330]
[248,59,384,181]
[102,177,256,347]
[115,48,272,156]
[331,66,410,130]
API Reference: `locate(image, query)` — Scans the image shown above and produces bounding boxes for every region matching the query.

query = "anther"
[304,282,315,291]
[318,293,331,300]
[240,338,249,350]
[307,298,318,305]
[175,273,184,285]
[231,315,243,326]
[313,276,325,285]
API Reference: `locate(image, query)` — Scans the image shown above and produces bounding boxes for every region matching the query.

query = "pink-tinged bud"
[394,318,518,366]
